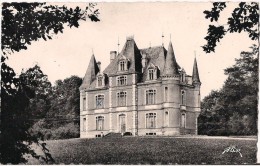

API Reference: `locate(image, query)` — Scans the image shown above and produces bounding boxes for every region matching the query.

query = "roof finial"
[162,32,164,46]
[117,37,120,55]
[170,33,171,41]
[92,48,94,55]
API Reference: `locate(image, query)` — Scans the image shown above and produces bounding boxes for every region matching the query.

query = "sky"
[6,2,256,99]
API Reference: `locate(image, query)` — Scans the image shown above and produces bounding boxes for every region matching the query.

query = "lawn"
[28,136,257,164]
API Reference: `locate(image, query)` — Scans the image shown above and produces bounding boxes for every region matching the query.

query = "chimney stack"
[110,51,117,62]
[97,61,101,71]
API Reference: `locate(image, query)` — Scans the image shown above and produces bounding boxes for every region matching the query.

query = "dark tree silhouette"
[202,2,259,53]
[2,2,99,56]
[198,45,258,135]
[31,76,82,140]
[1,2,99,164]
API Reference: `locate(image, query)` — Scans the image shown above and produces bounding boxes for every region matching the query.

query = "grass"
[28,136,257,164]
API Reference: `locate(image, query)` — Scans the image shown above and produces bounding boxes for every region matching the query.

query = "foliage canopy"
[202,2,259,53]
[198,44,258,135]
[1,2,99,164]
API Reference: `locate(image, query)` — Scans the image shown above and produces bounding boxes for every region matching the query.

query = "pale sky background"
[6,2,256,99]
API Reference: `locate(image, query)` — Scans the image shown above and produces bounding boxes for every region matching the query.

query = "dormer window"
[146,64,158,81]
[97,76,103,86]
[96,73,106,88]
[118,55,129,72]
[118,60,127,71]
[148,69,154,80]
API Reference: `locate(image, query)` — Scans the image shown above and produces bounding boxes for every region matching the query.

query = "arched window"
[96,116,104,130]
[117,91,127,106]
[181,90,186,105]
[96,95,104,108]
[146,89,156,105]
[146,113,156,128]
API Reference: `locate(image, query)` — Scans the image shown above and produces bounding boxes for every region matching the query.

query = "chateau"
[79,37,201,138]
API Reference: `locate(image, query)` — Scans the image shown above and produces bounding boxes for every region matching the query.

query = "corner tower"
[161,41,181,135]
[80,53,100,138]
[192,57,201,135]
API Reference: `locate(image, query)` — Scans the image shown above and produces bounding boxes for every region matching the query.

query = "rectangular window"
[181,90,186,105]
[117,76,127,86]
[146,113,156,128]
[96,116,104,130]
[165,111,169,127]
[97,77,103,86]
[165,87,168,102]
[119,61,126,71]
[181,114,186,128]
[148,69,154,80]
[181,74,185,83]
[96,95,104,108]
[83,97,86,110]
[83,118,86,131]
[117,92,127,106]
[146,90,156,105]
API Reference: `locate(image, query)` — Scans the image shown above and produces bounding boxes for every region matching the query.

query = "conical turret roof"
[192,57,201,84]
[162,41,179,76]
[80,54,100,90]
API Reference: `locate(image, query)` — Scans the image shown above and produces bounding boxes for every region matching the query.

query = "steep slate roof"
[140,46,166,82]
[80,54,100,90]
[162,41,179,76]
[192,57,201,83]
[81,39,185,90]
[103,38,142,75]
[140,46,166,71]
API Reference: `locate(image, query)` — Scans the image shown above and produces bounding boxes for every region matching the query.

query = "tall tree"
[30,76,82,140]
[48,76,82,120]
[1,2,99,164]
[1,65,53,164]
[198,45,258,135]
[19,65,52,119]
[202,2,259,53]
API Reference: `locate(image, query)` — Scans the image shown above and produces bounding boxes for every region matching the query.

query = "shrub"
[30,121,79,140]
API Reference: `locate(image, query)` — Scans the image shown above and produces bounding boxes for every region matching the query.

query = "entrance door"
[119,114,126,133]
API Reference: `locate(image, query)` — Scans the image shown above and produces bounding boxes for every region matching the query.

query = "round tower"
[161,41,181,135]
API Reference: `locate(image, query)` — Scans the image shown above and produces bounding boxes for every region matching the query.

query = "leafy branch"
[202,2,259,53]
